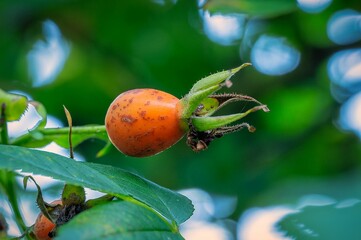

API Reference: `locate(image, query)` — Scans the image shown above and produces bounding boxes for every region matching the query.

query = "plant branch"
[10,125,107,146]
[38,125,106,135]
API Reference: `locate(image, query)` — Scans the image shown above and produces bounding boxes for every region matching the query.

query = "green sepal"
[179,85,219,119]
[200,93,269,117]
[23,175,60,223]
[62,184,86,206]
[194,97,220,116]
[190,63,251,93]
[85,194,115,209]
[191,105,268,132]
[179,63,251,119]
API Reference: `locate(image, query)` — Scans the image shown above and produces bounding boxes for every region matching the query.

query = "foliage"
[277,202,361,240]
[0,145,192,238]
[0,145,193,226]
[56,201,184,240]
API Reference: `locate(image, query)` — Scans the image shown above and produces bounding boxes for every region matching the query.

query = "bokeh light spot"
[238,206,296,240]
[251,35,301,76]
[201,11,246,46]
[327,48,361,101]
[339,91,361,138]
[182,221,233,240]
[178,188,215,221]
[27,20,70,87]
[297,0,332,13]
[327,9,361,45]
[179,189,237,240]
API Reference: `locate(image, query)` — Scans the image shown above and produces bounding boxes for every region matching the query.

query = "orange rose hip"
[33,200,62,240]
[105,89,186,157]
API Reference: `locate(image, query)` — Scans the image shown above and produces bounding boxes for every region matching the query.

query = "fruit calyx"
[178,63,270,151]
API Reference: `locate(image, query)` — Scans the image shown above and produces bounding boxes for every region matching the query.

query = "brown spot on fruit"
[139,110,146,118]
[120,115,136,124]
[158,116,167,121]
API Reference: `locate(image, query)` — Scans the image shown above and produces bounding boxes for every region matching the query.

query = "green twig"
[37,125,106,135]
[10,125,107,146]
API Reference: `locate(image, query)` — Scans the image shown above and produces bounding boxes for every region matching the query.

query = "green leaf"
[0,89,28,122]
[277,202,361,240]
[0,145,194,226]
[203,0,297,18]
[56,201,184,240]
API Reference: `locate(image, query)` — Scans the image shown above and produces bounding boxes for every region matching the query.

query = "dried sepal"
[187,121,256,152]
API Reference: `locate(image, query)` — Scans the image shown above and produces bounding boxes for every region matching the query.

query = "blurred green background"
[1,0,361,238]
